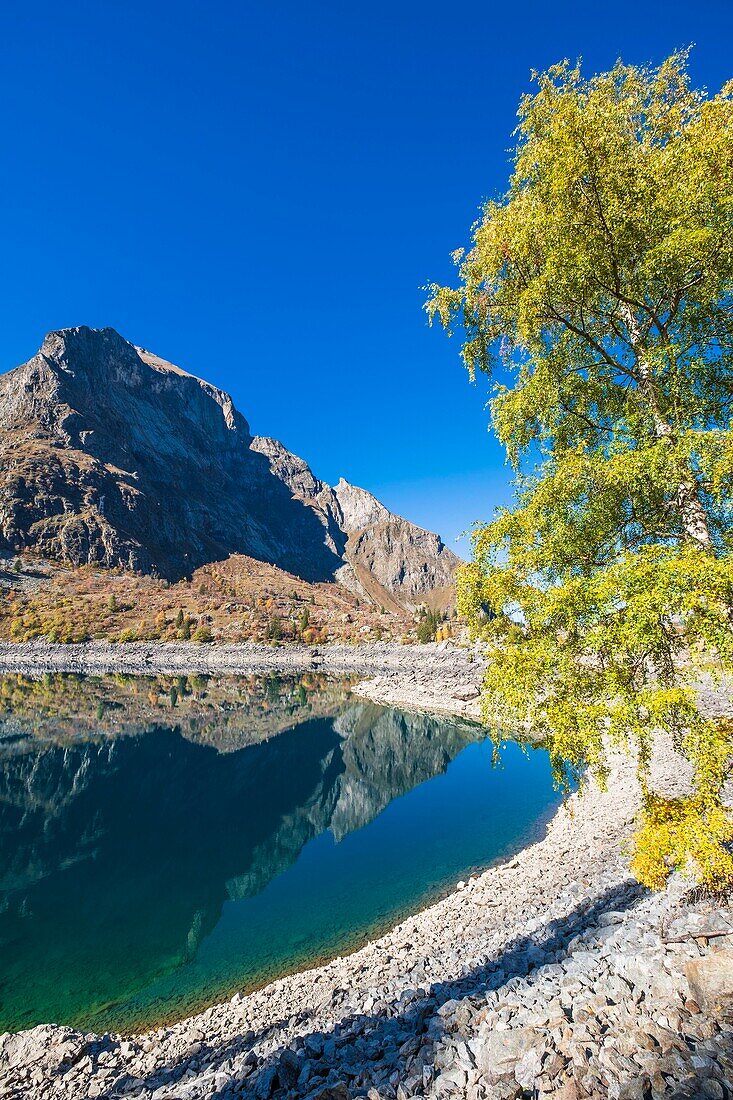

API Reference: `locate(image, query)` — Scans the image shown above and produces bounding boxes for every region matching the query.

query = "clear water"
[0,674,560,1034]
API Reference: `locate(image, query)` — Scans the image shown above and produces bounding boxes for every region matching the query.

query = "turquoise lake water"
[0,675,560,1033]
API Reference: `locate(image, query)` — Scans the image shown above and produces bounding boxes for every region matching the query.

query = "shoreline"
[1,650,732,1098]
[113,790,562,1043]
[0,639,486,721]
[0,640,427,675]
[0,639,474,673]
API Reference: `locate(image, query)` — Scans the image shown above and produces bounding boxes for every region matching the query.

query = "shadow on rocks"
[100,878,653,1100]
[100,1018,284,1100]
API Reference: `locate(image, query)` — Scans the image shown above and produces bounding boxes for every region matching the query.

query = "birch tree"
[427,52,733,889]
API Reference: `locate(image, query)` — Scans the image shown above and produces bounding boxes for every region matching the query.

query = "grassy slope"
[0,554,425,645]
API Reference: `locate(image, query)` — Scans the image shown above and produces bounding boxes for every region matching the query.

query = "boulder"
[472,1026,541,1081]
[310,1086,350,1100]
[685,950,733,1014]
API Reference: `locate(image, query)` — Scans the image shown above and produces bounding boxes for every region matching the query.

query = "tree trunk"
[621,305,713,550]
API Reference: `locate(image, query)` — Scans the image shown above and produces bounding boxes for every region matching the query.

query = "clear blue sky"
[1,2,731,553]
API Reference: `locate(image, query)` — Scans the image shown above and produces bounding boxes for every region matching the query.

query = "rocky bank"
[0,641,484,719]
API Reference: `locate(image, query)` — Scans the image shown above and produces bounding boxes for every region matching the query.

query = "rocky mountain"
[0,326,459,609]
[250,437,459,610]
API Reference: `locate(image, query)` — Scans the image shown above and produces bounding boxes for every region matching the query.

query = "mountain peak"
[0,328,460,606]
[40,325,137,368]
[333,479,391,533]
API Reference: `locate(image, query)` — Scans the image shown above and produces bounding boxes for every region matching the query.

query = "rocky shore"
[0,640,485,721]
[350,653,483,720]
[2,729,732,1099]
[0,640,473,680]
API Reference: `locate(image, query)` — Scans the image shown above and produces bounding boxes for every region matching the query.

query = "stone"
[700,1080,725,1099]
[472,1027,541,1081]
[548,1082,581,1100]
[453,687,480,702]
[311,1085,350,1100]
[254,1064,278,1098]
[685,950,733,1013]
[608,1077,651,1100]
[434,1066,468,1091]
[514,1045,544,1089]
[665,912,733,944]
[277,1048,302,1088]
[305,1035,325,1058]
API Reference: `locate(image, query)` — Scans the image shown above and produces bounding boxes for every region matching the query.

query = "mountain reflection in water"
[0,674,558,1032]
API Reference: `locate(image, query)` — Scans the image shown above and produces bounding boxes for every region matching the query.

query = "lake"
[0,672,560,1033]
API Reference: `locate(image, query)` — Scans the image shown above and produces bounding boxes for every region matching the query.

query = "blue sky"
[1,2,731,553]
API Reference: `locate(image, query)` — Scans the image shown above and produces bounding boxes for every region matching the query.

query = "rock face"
[0,327,460,605]
[249,437,460,608]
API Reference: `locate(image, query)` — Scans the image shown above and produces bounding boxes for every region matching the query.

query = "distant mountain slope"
[0,327,459,608]
[249,436,460,607]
